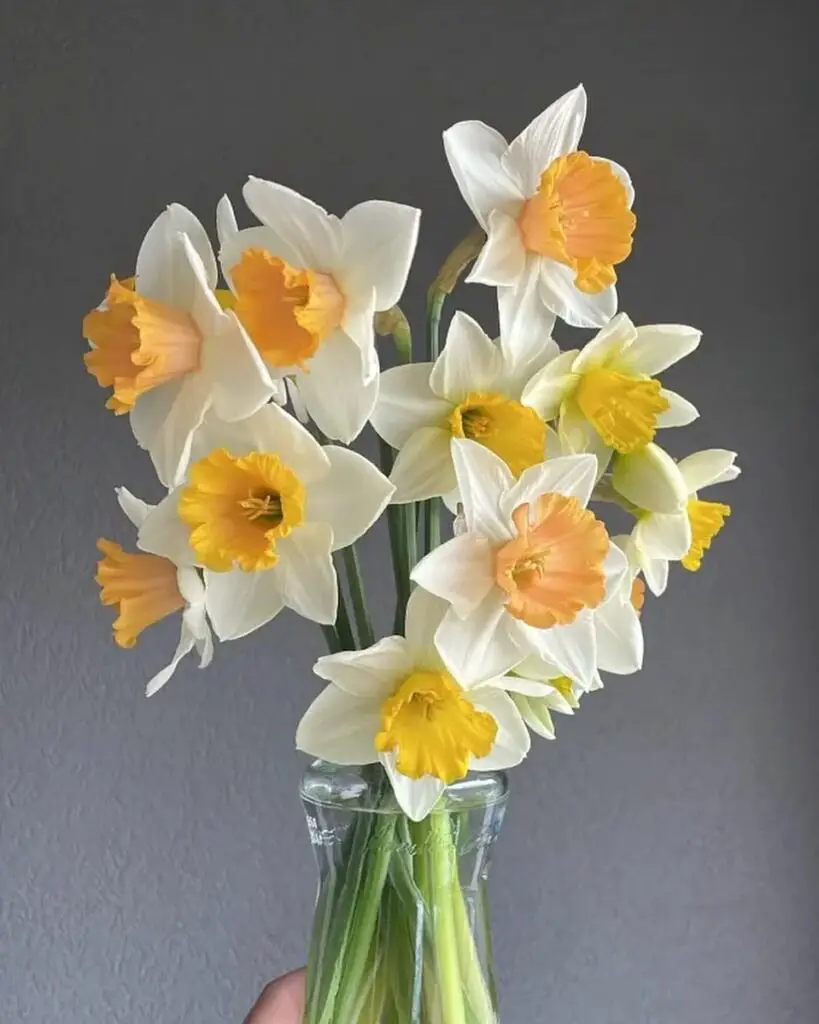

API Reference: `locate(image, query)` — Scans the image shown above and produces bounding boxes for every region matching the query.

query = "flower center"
[179,448,306,572]
[95,539,185,648]
[231,248,346,370]
[447,391,547,476]
[83,277,203,414]
[574,369,669,454]
[682,499,730,571]
[375,669,497,783]
[517,151,636,294]
[495,495,610,628]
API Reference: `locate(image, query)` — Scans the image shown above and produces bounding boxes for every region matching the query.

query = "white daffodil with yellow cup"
[84,84,740,1024]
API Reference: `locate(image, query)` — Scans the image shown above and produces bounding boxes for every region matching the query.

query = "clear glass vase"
[300,761,508,1024]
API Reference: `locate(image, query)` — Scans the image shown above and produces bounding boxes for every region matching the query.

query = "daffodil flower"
[135,404,394,638]
[411,440,628,688]
[521,313,700,471]
[296,587,533,821]
[83,204,278,487]
[216,180,420,444]
[95,487,213,697]
[508,656,585,739]
[620,449,740,595]
[371,311,557,504]
[443,84,635,347]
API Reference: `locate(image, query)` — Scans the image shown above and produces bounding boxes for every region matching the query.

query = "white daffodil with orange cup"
[85,84,741,1024]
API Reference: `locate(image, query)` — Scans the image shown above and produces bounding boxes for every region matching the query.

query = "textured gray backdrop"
[1,2,817,1021]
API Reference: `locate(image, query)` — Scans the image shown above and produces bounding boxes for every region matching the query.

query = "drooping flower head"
[95,488,213,696]
[135,404,394,639]
[411,441,629,688]
[296,587,532,820]
[83,204,277,487]
[216,182,420,443]
[443,84,636,347]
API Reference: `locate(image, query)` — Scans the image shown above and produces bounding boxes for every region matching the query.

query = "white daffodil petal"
[467,210,526,287]
[136,204,218,303]
[501,453,597,520]
[314,637,413,700]
[642,554,669,597]
[434,597,522,687]
[618,324,702,377]
[137,489,195,566]
[202,313,275,423]
[635,511,692,560]
[130,374,211,488]
[571,312,637,374]
[657,389,699,428]
[145,620,197,698]
[371,364,450,447]
[411,534,496,619]
[594,600,643,675]
[404,587,450,670]
[498,259,558,365]
[558,402,613,477]
[599,158,635,208]
[470,688,530,770]
[678,449,740,493]
[504,84,588,196]
[338,200,420,310]
[116,487,152,529]
[277,523,337,625]
[612,444,688,515]
[381,753,446,822]
[519,350,579,419]
[451,439,514,542]
[340,292,378,377]
[204,567,285,641]
[297,686,381,765]
[513,694,556,739]
[225,402,330,484]
[216,194,239,249]
[309,445,394,550]
[389,427,457,504]
[429,311,504,401]
[242,177,341,269]
[514,612,597,689]
[442,120,523,228]
[602,543,630,603]
[539,259,618,329]
[489,674,552,697]
[296,333,379,444]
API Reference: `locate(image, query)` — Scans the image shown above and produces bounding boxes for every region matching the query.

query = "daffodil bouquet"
[87,85,740,1024]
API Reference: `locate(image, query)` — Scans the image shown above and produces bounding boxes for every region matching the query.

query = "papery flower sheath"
[296,587,534,821]
[411,440,628,688]
[620,449,740,595]
[371,311,557,504]
[444,84,635,345]
[83,204,278,487]
[216,181,420,443]
[135,403,394,638]
[521,313,700,472]
[95,487,213,696]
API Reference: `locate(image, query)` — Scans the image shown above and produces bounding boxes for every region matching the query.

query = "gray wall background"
[1,2,817,1021]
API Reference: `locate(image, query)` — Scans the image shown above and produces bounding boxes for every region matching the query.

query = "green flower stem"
[379,439,412,635]
[341,544,375,648]
[429,812,468,1024]
[334,576,357,652]
[329,815,398,1023]
[320,624,342,654]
